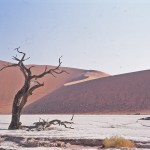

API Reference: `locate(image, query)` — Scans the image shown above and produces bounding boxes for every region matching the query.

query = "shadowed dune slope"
[0,60,109,114]
[23,70,150,114]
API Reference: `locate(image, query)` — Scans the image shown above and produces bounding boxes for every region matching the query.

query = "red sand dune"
[0,60,109,114]
[23,69,150,114]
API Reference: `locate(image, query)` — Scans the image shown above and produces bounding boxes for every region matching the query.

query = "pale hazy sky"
[0,0,150,75]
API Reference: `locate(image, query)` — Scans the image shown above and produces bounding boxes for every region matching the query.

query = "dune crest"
[64,70,110,86]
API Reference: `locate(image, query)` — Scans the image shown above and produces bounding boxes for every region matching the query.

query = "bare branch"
[14,47,30,63]
[32,80,42,85]
[28,66,35,72]
[23,57,30,61]
[0,63,18,72]
[53,69,68,74]
[14,47,26,61]
[15,54,31,78]
[0,48,31,80]
[31,57,68,80]
[28,82,44,95]
[14,47,20,51]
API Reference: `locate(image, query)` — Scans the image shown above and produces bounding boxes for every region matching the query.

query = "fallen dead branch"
[21,118,74,131]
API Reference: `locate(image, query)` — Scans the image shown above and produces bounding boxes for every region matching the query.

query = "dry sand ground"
[0,136,101,150]
[1,136,150,150]
[1,115,150,150]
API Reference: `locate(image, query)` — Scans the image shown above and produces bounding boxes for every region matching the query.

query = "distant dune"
[23,69,150,114]
[2,59,150,115]
[0,60,109,114]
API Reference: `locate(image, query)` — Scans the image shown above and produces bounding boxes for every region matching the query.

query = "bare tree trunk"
[9,98,28,130]
[8,81,30,130]
[9,110,21,130]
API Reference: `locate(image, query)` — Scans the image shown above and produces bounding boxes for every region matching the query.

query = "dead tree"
[0,47,66,130]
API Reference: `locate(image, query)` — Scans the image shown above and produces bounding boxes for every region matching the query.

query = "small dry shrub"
[102,136,135,148]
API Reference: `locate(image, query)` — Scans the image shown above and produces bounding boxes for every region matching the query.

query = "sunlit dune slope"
[0,60,109,114]
[23,70,150,114]
[64,70,109,86]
